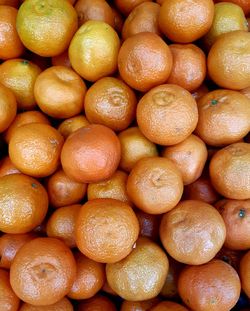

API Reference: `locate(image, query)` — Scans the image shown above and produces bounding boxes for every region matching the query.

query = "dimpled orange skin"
[240,250,250,298]
[136,84,198,146]
[167,44,206,92]
[0,174,48,234]
[34,66,86,119]
[115,0,153,15]
[0,156,20,177]
[76,198,139,263]
[160,200,226,265]
[61,124,121,183]
[9,123,64,178]
[215,199,250,250]
[127,157,183,214]
[19,298,73,311]
[151,301,189,311]
[0,82,17,133]
[122,2,161,40]
[68,252,105,300]
[10,238,76,306]
[120,298,160,311]
[0,269,20,311]
[118,32,173,92]
[209,143,250,200]
[106,237,169,301]
[77,295,117,311]
[178,260,241,311]
[58,115,89,139]
[162,134,208,185]
[208,31,250,90]
[195,90,250,146]
[84,77,137,131]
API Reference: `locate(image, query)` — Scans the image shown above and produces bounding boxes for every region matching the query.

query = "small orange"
[240,250,250,298]
[51,50,71,68]
[120,298,160,311]
[58,115,89,139]
[77,295,117,311]
[0,156,20,177]
[151,301,189,311]
[19,298,73,311]
[114,0,152,16]
[0,82,17,133]
[135,209,161,241]
[0,269,20,311]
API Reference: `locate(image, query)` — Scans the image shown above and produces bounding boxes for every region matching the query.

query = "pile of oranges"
[0,0,250,310]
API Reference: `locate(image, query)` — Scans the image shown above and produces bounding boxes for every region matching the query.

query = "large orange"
[58,115,89,139]
[77,295,117,311]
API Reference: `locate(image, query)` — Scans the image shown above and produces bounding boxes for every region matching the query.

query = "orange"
[10,237,76,306]
[151,301,189,311]
[46,204,81,248]
[209,142,250,199]
[76,198,139,263]
[118,127,158,173]
[192,84,209,102]
[61,124,121,183]
[0,58,41,110]
[0,233,36,269]
[118,32,172,92]
[240,250,250,298]
[58,115,89,139]
[0,174,48,233]
[69,21,120,82]
[106,237,169,301]
[68,252,105,300]
[136,84,198,146]
[160,200,226,265]
[0,269,20,311]
[0,0,19,7]
[9,123,64,178]
[214,0,250,16]
[120,298,160,311]
[51,50,71,68]
[112,7,124,33]
[0,5,24,60]
[127,157,183,214]
[167,44,206,92]
[87,170,130,203]
[0,82,17,132]
[102,281,118,296]
[0,156,20,177]
[84,77,137,131]
[135,210,161,241]
[159,0,214,43]
[215,199,250,250]
[19,298,73,311]
[77,295,117,311]
[208,31,250,90]
[178,260,241,311]
[46,169,87,208]
[34,66,86,119]
[195,89,250,146]
[122,2,161,40]
[114,0,152,16]
[16,0,78,57]
[162,134,208,185]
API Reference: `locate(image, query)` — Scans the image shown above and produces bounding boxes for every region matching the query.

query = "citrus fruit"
[0,269,20,311]
[214,0,250,16]
[151,301,189,311]
[135,210,161,241]
[112,7,124,33]
[114,0,152,15]
[58,115,89,139]
[51,50,71,68]
[121,298,160,311]
[240,250,250,298]
[0,0,19,7]
[0,156,20,177]
[0,82,17,133]
[19,298,73,311]
[77,295,117,311]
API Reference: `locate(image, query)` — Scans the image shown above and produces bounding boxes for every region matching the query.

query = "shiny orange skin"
[114,0,153,15]
[151,301,189,311]
[0,82,17,133]
[214,0,250,15]
[61,124,121,183]
[77,295,117,311]
[159,0,214,43]
[9,123,64,178]
[178,260,241,311]
[58,115,89,139]
[160,200,226,265]
[19,298,73,311]
[84,77,137,131]
[135,210,161,241]
[136,84,198,146]
[167,44,206,92]
[51,50,71,68]
[0,269,20,311]
[118,32,173,92]
[240,250,250,298]
[46,204,81,248]
[0,156,20,177]
[120,298,160,311]
[0,6,24,60]
[10,238,76,306]
[76,198,139,263]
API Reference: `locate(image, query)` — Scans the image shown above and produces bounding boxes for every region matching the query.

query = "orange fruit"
[19,298,73,311]
[106,237,169,301]
[214,0,250,16]
[162,134,208,185]
[192,84,209,102]
[209,142,250,199]
[0,58,41,110]
[127,157,183,214]
[77,295,117,311]
[136,84,198,146]
[215,199,250,250]
[195,89,250,146]
[46,204,81,248]
[122,2,161,40]
[87,170,130,203]
[159,0,214,43]
[51,50,71,68]
[208,31,250,90]
[112,7,124,33]
[58,115,89,139]
[0,0,19,7]
[46,169,87,208]
[0,233,36,269]
[240,250,250,298]
[10,237,76,306]
[167,44,206,92]
[84,77,137,131]
[69,21,120,82]
[9,123,64,178]
[178,260,241,311]
[118,127,159,173]
[0,156,20,177]
[0,174,48,233]
[68,252,105,300]
[0,5,24,60]
[160,200,226,265]
[76,198,139,263]
[151,301,189,311]
[135,209,161,241]
[0,82,17,132]
[102,281,118,296]
[114,0,152,16]
[61,124,121,183]
[120,298,160,311]
[16,0,78,57]
[0,269,20,311]
[34,66,86,119]
[118,32,172,92]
